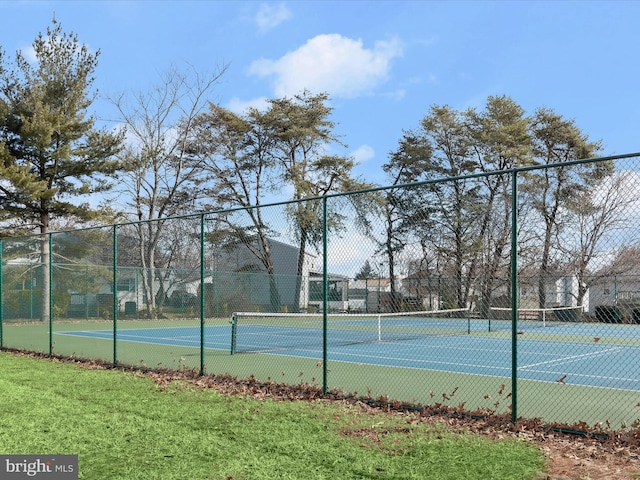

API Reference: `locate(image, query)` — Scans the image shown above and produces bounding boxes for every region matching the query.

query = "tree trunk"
[294,227,309,313]
[40,235,50,323]
[538,219,554,314]
[256,221,281,312]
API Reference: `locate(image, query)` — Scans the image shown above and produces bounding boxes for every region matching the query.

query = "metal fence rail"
[2,152,640,428]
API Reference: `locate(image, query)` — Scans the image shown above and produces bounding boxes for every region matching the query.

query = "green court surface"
[2,316,639,428]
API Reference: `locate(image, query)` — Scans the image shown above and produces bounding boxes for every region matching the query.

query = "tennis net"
[230,308,471,354]
[488,306,583,331]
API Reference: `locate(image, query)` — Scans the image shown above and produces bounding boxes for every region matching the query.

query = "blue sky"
[1,0,639,186]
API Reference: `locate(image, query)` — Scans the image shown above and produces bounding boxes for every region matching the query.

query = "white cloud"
[226,96,270,114]
[351,145,375,165]
[248,34,403,98]
[255,3,292,33]
[21,45,37,63]
[382,89,406,102]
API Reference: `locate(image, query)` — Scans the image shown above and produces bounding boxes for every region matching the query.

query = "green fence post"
[0,239,3,348]
[85,265,89,320]
[113,225,118,366]
[200,214,205,374]
[49,234,53,356]
[511,170,519,423]
[322,196,328,394]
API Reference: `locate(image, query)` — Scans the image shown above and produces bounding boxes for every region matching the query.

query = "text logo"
[0,456,78,479]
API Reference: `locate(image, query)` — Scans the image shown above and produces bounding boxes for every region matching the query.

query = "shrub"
[595,305,624,324]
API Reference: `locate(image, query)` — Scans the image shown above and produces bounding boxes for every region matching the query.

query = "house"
[307,273,351,312]
[347,278,397,313]
[588,272,640,320]
[2,235,322,319]
[516,274,587,310]
[400,273,443,311]
[134,238,320,315]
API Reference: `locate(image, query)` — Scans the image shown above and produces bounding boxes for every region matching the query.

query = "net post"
[230,312,237,355]
[488,306,492,332]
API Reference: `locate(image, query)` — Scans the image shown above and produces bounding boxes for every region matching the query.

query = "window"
[117,278,135,292]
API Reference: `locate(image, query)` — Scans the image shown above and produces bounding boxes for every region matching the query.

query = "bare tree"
[562,171,638,306]
[108,65,227,318]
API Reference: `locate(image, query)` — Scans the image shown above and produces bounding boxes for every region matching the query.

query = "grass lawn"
[0,351,545,479]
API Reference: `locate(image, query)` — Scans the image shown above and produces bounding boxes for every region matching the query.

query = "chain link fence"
[2,152,640,429]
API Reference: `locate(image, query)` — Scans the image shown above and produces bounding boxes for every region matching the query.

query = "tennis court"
[55,310,640,392]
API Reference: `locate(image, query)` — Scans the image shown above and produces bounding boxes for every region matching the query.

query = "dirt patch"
[537,437,640,479]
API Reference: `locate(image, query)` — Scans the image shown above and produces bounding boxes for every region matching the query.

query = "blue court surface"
[56,323,640,391]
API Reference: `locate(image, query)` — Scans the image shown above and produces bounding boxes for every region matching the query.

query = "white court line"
[247,346,514,372]
[55,332,229,350]
[55,331,199,342]
[54,330,229,344]
[519,346,624,369]
[55,330,112,338]
[519,367,640,385]
[254,347,640,390]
